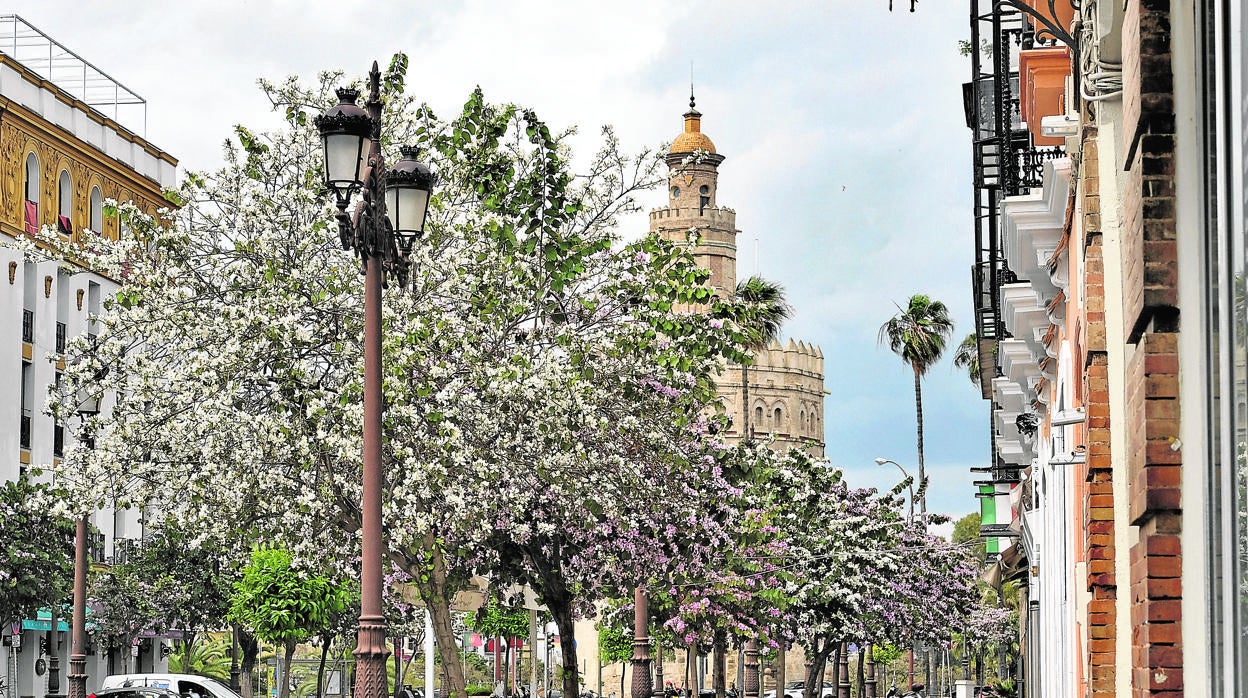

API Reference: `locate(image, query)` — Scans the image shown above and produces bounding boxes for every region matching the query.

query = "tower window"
[671,186,681,199]
[699,185,710,213]
[774,407,782,428]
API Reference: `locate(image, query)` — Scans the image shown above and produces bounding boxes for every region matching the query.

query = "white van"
[101,674,243,698]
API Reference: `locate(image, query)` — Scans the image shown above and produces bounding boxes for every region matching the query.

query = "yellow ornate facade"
[0,54,175,246]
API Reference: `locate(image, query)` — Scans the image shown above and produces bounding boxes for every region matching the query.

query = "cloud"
[9,0,988,515]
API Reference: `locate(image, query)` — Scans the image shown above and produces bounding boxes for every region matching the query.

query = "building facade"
[0,15,176,697]
[965,0,1248,695]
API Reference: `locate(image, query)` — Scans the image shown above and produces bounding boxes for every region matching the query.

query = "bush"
[466,684,493,696]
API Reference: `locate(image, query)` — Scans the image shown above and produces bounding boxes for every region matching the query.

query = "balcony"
[1019,47,1072,147]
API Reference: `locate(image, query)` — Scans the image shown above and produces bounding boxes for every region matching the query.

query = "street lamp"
[68,394,100,698]
[632,589,652,698]
[315,62,435,698]
[873,458,914,522]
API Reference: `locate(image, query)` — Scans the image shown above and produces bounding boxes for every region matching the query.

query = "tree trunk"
[741,363,751,443]
[773,645,785,698]
[686,642,698,698]
[550,600,581,698]
[416,531,468,698]
[240,631,259,698]
[712,632,726,698]
[912,366,925,516]
[318,634,334,698]
[800,641,830,698]
[278,640,296,698]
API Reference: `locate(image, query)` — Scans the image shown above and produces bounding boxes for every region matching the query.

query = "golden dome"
[671,108,716,154]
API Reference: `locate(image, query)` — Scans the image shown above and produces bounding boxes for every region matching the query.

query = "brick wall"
[1081,126,1117,698]
[1121,0,1182,695]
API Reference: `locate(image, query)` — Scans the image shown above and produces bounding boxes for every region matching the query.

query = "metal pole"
[631,590,652,698]
[863,645,875,698]
[352,63,390,698]
[742,642,758,698]
[231,627,240,692]
[67,516,87,698]
[652,636,664,698]
[46,600,61,698]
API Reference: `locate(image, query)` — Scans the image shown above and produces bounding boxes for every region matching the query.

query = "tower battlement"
[649,206,738,228]
[753,338,825,376]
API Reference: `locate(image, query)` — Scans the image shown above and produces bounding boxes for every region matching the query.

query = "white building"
[0,15,177,696]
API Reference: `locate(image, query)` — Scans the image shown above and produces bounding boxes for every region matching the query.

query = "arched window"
[699,184,710,213]
[57,170,72,234]
[89,187,103,233]
[774,407,782,429]
[25,153,39,202]
[23,153,39,234]
[754,406,763,427]
[800,409,806,431]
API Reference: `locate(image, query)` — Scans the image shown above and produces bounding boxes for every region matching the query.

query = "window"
[53,423,64,458]
[24,152,39,234]
[754,406,763,429]
[57,170,72,235]
[20,361,32,449]
[24,152,38,202]
[699,185,710,213]
[22,309,33,343]
[89,186,103,233]
[773,407,782,429]
[56,321,66,354]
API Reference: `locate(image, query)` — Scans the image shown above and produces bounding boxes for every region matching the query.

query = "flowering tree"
[0,475,75,628]
[762,459,906,698]
[25,58,757,698]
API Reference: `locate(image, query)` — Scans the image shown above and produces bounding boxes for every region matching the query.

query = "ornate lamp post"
[316,62,435,698]
[66,393,99,698]
[632,589,652,698]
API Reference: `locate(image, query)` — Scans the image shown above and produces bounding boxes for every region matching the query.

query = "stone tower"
[649,94,738,298]
[649,96,826,457]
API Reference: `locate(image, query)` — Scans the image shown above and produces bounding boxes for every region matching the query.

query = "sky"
[8,0,985,521]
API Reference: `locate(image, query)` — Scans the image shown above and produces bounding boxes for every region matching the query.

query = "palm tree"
[727,275,791,698]
[879,294,954,515]
[735,275,793,443]
[952,333,980,388]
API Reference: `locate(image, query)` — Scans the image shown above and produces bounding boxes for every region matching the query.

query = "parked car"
[90,687,183,698]
[761,681,835,698]
[101,674,243,698]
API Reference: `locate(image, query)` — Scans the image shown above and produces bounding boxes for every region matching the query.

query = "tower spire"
[690,61,696,111]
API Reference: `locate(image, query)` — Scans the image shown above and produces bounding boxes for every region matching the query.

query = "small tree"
[596,620,632,698]
[465,598,531,694]
[229,548,350,698]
